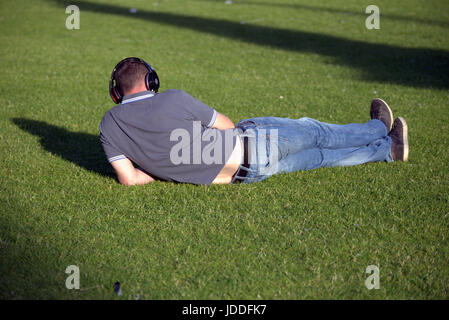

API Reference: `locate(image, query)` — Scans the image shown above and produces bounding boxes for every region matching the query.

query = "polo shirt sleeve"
[180,91,218,127]
[99,117,127,163]
[101,137,127,163]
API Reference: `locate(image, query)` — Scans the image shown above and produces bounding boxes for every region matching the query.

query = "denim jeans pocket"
[262,129,289,163]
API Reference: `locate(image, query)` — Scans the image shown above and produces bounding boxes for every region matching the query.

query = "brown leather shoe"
[370,98,394,132]
[389,117,409,161]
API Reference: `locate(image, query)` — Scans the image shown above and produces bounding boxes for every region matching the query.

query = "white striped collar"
[121,92,155,105]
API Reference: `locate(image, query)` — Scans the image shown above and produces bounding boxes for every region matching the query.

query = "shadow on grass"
[49,0,449,89]
[12,118,114,178]
[198,0,449,29]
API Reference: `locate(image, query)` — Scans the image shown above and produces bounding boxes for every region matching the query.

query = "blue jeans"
[232,117,393,183]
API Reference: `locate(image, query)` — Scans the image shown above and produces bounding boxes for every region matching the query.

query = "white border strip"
[121,93,155,105]
[207,110,218,127]
[108,155,127,163]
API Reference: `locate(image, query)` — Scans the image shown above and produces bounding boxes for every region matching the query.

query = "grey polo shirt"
[99,89,239,185]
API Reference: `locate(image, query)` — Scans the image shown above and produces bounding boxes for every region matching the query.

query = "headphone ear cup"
[110,86,122,104]
[145,72,151,92]
[109,74,122,104]
[145,69,160,93]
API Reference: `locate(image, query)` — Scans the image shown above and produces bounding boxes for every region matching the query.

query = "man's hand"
[110,158,155,186]
[211,113,235,130]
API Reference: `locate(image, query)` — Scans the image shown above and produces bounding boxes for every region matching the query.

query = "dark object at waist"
[233,136,250,182]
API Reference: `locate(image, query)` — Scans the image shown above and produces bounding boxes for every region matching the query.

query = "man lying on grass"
[100,57,409,186]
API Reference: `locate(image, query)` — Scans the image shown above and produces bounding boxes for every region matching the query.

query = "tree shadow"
[50,0,449,89]
[199,0,449,29]
[12,118,115,178]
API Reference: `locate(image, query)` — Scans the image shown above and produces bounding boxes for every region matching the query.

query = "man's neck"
[124,84,149,96]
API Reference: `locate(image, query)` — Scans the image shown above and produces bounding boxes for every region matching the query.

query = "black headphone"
[109,57,160,104]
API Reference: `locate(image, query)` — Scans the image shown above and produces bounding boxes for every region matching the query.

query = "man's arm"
[110,158,155,186]
[211,113,235,130]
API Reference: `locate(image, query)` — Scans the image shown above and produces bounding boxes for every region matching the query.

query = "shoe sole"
[372,98,394,132]
[396,117,409,162]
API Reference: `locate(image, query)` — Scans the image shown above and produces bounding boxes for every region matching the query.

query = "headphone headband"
[109,57,160,104]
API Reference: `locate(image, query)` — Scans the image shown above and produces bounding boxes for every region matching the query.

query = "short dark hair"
[115,60,148,95]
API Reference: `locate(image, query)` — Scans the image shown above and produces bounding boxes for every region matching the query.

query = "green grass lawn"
[1,0,448,299]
